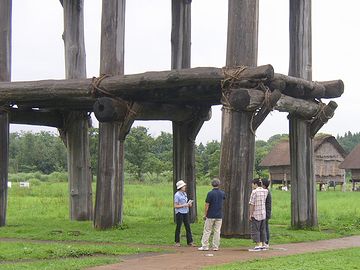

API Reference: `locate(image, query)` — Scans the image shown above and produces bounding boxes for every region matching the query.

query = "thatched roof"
[339,144,360,169]
[260,135,346,167]
[259,139,290,167]
[313,134,347,157]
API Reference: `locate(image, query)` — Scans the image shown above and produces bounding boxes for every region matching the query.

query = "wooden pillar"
[171,0,203,222]
[0,0,11,227]
[220,0,259,238]
[94,0,126,229]
[61,0,93,221]
[289,0,318,228]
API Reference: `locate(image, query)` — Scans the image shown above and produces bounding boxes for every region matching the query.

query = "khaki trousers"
[201,218,222,249]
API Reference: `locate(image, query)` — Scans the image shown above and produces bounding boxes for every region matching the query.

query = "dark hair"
[211,178,220,187]
[252,178,262,187]
[262,178,270,189]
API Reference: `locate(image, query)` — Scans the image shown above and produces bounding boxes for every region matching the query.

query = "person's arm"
[249,203,255,221]
[174,195,189,208]
[203,203,209,219]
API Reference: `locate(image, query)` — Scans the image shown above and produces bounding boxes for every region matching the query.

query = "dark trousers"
[175,212,193,244]
[265,218,270,244]
[250,218,266,243]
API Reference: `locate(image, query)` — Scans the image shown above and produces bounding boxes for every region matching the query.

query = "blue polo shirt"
[205,188,225,218]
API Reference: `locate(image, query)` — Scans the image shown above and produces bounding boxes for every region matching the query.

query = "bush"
[48,172,68,183]
[28,178,42,186]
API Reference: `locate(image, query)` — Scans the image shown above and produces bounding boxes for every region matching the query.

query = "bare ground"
[85,235,360,270]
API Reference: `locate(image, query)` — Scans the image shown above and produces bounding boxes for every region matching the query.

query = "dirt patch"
[86,235,360,270]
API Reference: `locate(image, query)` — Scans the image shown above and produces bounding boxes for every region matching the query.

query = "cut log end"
[93,97,128,122]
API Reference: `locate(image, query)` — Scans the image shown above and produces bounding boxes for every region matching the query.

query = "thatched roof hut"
[260,135,347,189]
[339,144,360,191]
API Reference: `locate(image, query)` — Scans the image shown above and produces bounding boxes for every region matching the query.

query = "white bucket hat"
[176,180,186,190]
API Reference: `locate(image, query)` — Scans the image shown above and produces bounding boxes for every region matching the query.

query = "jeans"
[175,212,193,244]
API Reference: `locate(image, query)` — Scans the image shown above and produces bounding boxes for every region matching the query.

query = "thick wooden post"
[0,0,11,227]
[220,0,259,238]
[289,0,318,228]
[171,0,203,222]
[61,0,93,221]
[94,0,126,229]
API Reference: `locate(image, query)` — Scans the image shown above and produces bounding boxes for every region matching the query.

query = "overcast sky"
[10,0,360,144]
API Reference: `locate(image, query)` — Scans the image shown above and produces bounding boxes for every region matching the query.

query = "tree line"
[8,128,360,182]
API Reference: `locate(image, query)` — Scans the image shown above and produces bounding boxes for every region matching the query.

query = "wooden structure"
[260,135,347,190]
[339,144,360,191]
[0,0,344,236]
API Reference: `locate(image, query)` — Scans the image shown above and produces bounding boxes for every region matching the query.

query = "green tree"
[89,127,99,175]
[125,126,153,181]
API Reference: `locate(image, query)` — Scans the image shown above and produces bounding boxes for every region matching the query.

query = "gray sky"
[10,0,360,144]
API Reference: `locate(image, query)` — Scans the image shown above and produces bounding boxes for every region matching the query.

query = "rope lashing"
[88,74,111,98]
[313,101,333,123]
[88,74,137,119]
[221,66,247,112]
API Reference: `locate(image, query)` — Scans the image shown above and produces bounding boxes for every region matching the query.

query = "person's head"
[262,178,270,189]
[176,180,187,191]
[211,178,220,188]
[252,178,262,189]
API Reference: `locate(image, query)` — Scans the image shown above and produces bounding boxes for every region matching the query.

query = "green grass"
[204,247,360,270]
[0,182,359,269]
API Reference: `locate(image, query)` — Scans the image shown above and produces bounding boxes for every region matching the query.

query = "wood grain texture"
[0,0,11,227]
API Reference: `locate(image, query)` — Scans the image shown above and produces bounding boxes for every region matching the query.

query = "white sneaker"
[198,246,209,251]
[248,246,262,251]
[263,243,269,249]
[212,247,219,251]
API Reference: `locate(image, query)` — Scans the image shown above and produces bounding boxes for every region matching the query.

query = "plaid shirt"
[249,187,268,221]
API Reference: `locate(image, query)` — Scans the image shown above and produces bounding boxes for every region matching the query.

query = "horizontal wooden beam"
[227,88,332,119]
[0,66,343,112]
[9,109,64,128]
[8,102,208,127]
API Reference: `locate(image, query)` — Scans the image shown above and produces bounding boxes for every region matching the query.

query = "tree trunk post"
[220,0,259,238]
[61,0,93,221]
[94,0,126,229]
[0,0,11,227]
[289,0,318,228]
[171,0,204,223]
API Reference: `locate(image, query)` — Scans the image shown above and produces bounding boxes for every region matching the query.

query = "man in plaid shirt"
[248,178,268,251]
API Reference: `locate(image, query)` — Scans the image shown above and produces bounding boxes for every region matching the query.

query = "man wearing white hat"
[174,180,194,247]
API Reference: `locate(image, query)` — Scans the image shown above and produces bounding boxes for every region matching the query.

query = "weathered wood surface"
[220,0,259,238]
[226,0,258,67]
[61,0,93,222]
[0,65,343,111]
[0,0,11,227]
[9,109,64,127]
[274,74,344,99]
[223,88,328,118]
[0,113,9,227]
[94,0,126,230]
[289,0,318,229]
[310,101,338,138]
[171,0,200,223]
[252,89,282,131]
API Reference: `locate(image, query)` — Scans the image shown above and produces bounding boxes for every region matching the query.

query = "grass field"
[0,182,359,269]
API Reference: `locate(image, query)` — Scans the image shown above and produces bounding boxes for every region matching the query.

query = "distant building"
[260,135,347,190]
[339,144,360,191]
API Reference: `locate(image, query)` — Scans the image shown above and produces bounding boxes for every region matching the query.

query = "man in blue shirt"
[198,178,225,251]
